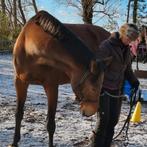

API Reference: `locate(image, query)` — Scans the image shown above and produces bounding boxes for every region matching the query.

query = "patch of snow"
[0,54,147,147]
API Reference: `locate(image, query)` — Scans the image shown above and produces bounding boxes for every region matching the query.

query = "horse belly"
[15,62,69,85]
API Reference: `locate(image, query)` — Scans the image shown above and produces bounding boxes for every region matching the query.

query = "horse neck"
[50,53,87,86]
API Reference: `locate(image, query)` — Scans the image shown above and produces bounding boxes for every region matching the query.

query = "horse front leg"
[44,84,58,147]
[9,78,28,147]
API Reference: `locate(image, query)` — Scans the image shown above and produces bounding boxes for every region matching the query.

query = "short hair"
[119,23,139,41]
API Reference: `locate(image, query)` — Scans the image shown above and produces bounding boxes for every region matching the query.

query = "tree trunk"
[126,0,131,23]
[81,0,93,24]
[18,0,26,25]
[13,0,17,29]
[32,0,38,14]
[1,0,6,14]
[133,0,138,23]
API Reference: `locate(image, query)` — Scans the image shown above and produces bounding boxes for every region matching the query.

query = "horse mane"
[30,10,95,67]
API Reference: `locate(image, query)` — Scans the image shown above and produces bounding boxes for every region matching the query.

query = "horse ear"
[90,59,97,74]
[90,56,112,74]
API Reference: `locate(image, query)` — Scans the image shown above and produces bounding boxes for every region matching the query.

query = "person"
[88,23,140,147]
[137,25,147,63]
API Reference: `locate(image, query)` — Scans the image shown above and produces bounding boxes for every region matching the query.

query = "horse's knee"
[15,77,28,97]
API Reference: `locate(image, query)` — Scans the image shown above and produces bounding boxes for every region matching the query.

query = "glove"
[132,80,140,93]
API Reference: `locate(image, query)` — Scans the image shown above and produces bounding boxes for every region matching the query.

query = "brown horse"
[10,11,110,147]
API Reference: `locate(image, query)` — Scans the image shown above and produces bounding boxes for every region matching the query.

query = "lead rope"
[113,88,137,146]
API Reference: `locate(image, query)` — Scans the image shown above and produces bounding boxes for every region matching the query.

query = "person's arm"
[96,40,112,60]
[125,57,139,91]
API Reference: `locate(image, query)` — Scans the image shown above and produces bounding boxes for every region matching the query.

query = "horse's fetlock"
[46,121,55,132]
[8,144,18,147]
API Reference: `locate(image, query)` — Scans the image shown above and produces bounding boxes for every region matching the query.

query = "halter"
[72,59,107,102]
[73,70,90,101]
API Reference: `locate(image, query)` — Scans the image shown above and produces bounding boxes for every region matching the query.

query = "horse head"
[73,57,112,117]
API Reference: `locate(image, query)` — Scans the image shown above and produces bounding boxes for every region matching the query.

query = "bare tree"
[32,0,38,14]
[133,0,138,23]
[4,0,23,26]
[13,0,17,29]
[4,0,39,26]
[18,0,26,24]
[127,0,146,25]
[81,0,104,24]
[56,0,120,30]
[126,0,132,23]
[0,0,40,39]
[1,0,6,14]
[81,0,93,24]
[137,0,147,25]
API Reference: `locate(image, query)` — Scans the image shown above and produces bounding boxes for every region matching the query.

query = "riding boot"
[88,133,114,147]
[87,133,106,147]
[104,132,114,147]
[88,93,110,147]
[90,127,114,147]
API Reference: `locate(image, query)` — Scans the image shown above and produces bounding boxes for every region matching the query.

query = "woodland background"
[0,0,146,51]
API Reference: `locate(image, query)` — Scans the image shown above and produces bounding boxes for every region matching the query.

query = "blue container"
[123,80,132,98]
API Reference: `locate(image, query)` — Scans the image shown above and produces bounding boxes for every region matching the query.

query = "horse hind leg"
[9,77,28,147]
[43,84,58,147]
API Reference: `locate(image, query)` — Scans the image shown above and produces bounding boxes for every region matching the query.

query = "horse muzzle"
[80,101,98,117]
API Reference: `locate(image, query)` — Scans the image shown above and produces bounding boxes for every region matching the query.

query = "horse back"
[13,20,110,85]
[65,24,110,52]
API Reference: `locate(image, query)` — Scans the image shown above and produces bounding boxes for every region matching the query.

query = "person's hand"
[132,80,140,93]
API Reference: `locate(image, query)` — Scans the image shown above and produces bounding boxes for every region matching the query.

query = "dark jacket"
[96,32,138,91]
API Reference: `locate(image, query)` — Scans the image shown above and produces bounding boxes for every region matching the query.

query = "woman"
[89,23,140,147]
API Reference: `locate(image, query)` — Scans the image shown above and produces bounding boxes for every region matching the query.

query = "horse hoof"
[8,144,18,147]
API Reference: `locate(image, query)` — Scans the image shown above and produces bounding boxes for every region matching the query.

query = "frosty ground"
[0,53,147,147]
